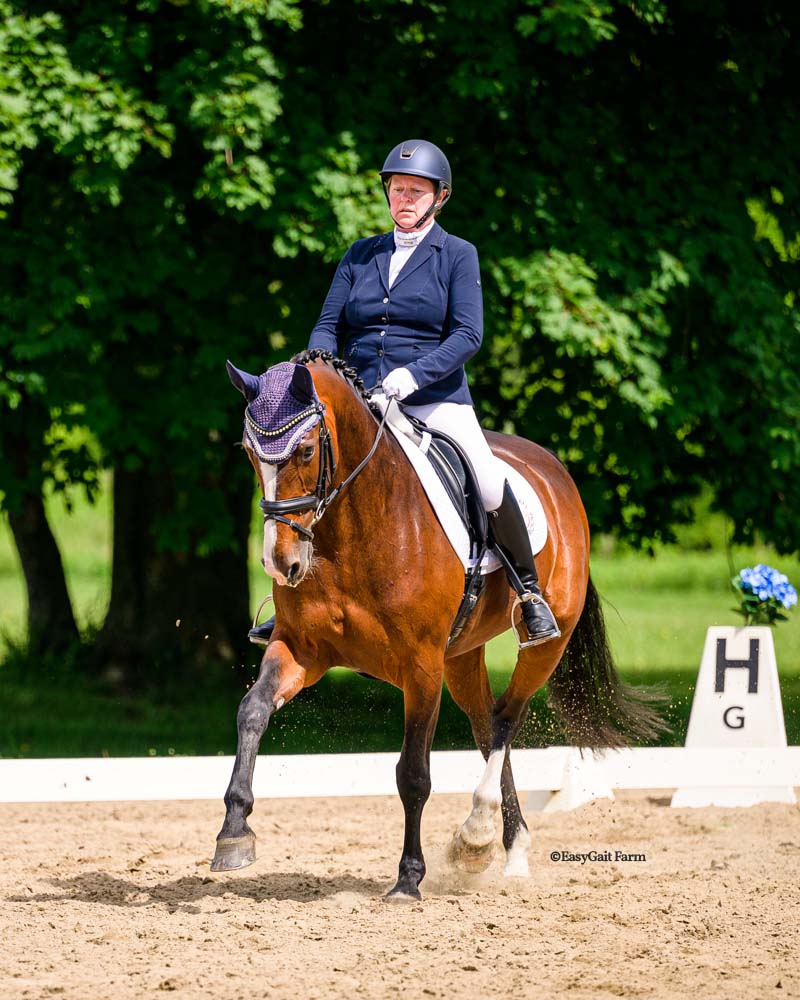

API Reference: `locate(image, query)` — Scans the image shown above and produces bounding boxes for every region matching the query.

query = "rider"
[249,139,560,648]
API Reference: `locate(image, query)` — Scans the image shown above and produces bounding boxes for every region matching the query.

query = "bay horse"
[212,349,662,899]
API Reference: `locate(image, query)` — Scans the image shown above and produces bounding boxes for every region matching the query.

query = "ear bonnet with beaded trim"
[227,361,323,464]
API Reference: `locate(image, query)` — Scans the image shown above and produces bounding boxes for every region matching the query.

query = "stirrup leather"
[511,592,561,650]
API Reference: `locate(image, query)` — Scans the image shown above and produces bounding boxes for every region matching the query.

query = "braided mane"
[292,348,373,405]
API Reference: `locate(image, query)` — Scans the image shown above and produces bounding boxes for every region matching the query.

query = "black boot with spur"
[490,480,561,647]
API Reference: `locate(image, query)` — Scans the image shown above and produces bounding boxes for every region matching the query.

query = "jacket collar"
[373,222,447,293]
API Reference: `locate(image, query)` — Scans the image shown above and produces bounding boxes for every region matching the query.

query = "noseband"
[254,398,391,542]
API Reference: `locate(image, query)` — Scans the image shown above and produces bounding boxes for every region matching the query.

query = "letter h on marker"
[715,638,759,694]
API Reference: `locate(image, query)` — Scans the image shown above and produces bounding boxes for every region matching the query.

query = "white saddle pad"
[374,396,548,574]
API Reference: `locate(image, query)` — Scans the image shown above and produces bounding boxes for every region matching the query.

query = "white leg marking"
[459,749,504,849]
[503,825,531,878]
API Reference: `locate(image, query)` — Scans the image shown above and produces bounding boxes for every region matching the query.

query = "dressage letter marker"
[671,627,796,807]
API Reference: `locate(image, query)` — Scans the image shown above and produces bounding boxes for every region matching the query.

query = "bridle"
[251,393,392,542]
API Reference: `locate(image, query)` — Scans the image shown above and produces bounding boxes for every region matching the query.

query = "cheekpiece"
[244,362,323,464]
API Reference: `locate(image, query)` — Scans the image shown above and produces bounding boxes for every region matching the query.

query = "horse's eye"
[302,445,315,463]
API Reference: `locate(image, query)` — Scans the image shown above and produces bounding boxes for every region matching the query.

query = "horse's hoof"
[210,835,256,872]
[447,832,496,874]
[385,885,422,903]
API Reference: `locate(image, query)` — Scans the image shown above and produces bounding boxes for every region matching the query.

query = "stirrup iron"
[251,595,274,630]
[511,593,561,650]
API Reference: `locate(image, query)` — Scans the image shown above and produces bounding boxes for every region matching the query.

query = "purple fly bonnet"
[227,360,323,464]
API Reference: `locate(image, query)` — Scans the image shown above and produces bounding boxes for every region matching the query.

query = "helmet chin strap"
[412,182,451,229]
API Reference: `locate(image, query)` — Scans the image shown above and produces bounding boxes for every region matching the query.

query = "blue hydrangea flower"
[733,564,797,624]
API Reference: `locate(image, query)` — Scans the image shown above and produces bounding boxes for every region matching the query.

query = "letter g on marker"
[723,705,745,730]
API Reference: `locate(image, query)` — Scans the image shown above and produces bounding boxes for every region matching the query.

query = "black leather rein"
[256,399,392,541]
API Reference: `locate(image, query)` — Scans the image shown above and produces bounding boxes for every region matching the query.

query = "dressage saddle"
[402,414,489,645]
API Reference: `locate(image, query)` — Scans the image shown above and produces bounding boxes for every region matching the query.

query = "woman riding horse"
[213,141,663,899]
[249,138,559,649]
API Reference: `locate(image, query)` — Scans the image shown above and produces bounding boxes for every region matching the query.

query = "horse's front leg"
[387,672,443,902]
[211,639,307,872]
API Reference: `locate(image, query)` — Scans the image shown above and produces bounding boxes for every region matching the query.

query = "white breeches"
[403,401,506,512]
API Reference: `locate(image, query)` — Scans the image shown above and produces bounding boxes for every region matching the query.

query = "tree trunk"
[7,492,81,657]
[94,461,253,687]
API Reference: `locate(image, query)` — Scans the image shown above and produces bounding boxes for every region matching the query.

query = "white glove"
[382,367,418,401]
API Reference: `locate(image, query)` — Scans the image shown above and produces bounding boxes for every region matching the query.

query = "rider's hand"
[382,367,418,401]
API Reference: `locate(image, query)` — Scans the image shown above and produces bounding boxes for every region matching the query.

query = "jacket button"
[378,348,384,357]
[381,316,387,322]
[380,331,386,337]
[383,297,389,304]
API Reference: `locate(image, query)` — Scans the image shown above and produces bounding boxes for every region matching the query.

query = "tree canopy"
[1,0,798,670]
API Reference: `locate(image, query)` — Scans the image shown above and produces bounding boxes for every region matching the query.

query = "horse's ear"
[290,363,315,403]
[226,360,260,402]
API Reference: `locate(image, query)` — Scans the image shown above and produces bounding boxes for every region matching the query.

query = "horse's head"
[227,359,335,587]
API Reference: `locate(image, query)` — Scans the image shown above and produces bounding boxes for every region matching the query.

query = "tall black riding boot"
[489,480,561,648]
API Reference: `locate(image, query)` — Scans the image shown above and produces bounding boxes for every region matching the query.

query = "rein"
[258,395,393,541]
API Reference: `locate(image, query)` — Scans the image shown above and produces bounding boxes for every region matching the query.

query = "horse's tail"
[546,576,668,748]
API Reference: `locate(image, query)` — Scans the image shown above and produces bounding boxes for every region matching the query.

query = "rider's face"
[388,174,438,231]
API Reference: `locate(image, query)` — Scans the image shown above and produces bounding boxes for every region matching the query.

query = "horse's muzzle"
[265,541,312,588]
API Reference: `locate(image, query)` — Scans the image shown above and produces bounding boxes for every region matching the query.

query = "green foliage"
[516,0,618,53]
[1,0,800,665]
[488,248,680,417]
[0,1,172,211]
[747,189,800,265]
[0,0,304,546]
[272,134,388,261]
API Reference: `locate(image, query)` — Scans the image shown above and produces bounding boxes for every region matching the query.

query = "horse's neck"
[334,395,401,507]
[316,381,417,545]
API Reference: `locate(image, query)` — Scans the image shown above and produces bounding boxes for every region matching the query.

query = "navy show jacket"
[307,222,483,406]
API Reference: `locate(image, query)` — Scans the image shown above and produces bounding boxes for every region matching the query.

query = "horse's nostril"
[288,562,301,583]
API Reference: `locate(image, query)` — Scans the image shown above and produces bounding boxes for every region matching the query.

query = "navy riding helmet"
[379,139,452,229]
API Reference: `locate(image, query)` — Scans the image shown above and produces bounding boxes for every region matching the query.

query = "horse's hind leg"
[483,637,573,874]
[211,640,306,872]
[387,667,444,902]
[444,648,530,876]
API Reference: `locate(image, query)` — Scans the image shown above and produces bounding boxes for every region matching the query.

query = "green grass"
[2,482,799,757]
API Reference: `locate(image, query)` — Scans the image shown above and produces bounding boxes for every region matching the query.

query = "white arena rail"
[1,747,799,804]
